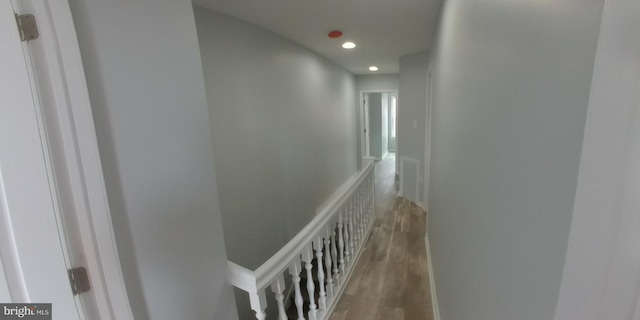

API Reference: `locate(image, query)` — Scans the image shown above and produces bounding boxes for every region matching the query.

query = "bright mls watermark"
[1,304,51,320]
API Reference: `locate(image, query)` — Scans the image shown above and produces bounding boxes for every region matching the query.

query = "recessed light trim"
[342,41,356,49]
[369,66,379,71]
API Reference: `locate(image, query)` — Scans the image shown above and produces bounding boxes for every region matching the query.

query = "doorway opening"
[360,90,398,197]
[360,90,398,161]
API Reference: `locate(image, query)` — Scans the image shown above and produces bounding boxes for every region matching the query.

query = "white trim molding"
[425,233,441,320]
[10,1,134,318]
[399,156,420,201]
[359,89,399,165]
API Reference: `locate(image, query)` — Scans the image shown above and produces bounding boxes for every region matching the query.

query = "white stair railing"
[227,159,376,320]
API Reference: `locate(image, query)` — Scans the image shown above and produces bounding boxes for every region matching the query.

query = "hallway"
[330,153,433,320]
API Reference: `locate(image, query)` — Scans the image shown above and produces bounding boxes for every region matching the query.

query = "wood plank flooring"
[329,153,433,320]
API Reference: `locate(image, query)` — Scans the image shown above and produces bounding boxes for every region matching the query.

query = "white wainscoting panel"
[399,156,420,203]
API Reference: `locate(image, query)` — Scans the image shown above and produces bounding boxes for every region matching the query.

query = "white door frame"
[388,93,398,152]
[359,89,398,165]
[362,93,370,159]
[423,69,433,211]
[2,1,133,319]
[553,0,640,318]
[0,3,80,316]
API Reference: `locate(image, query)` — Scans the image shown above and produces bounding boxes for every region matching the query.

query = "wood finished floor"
[329,153,433,320]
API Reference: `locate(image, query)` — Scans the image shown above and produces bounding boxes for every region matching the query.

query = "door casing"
[1,1,133,319]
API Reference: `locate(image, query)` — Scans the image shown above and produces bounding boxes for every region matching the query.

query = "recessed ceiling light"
[369,66,379,72]
[342,41,356,49]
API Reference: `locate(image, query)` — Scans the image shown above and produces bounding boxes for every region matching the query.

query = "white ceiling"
[192,0,443,75]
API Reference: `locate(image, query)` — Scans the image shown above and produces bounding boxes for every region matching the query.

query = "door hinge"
[68,267,91,295]
[15,14,39,41]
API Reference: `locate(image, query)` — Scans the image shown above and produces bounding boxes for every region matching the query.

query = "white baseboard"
[425,233,441,320]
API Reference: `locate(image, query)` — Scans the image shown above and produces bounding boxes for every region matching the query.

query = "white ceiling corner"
[192,0,443,75]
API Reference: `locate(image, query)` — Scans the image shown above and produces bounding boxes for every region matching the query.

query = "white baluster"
[314,238,327,312]
[363,180,368,220]
[364,185,371,227]
[349,199,362,249]
[356,189,363,242]
[289,259,305,320]
[270,275,288,320]
[303,246,318,320]
[331,224,339,280]
[361,186,367,233]
[364,185,369,228]
[348,198,356,248]
[360,188,366,240]
[354,197,361,247]
[324,229,334,301]
[365,179,370,220]
[366,176,371,218]
[248,290,267,320]
[344,205,354,265]
[338,213,346,274]
[370,173,375,218]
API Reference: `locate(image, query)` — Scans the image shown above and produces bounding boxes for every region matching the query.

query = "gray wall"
[426,1,603,320]
[398,51,429,205]
[356,74,399,92]
[194,8,358,269]
[67,1,238,319]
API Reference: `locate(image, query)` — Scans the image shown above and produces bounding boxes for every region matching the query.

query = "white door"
[0,1,84,318]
